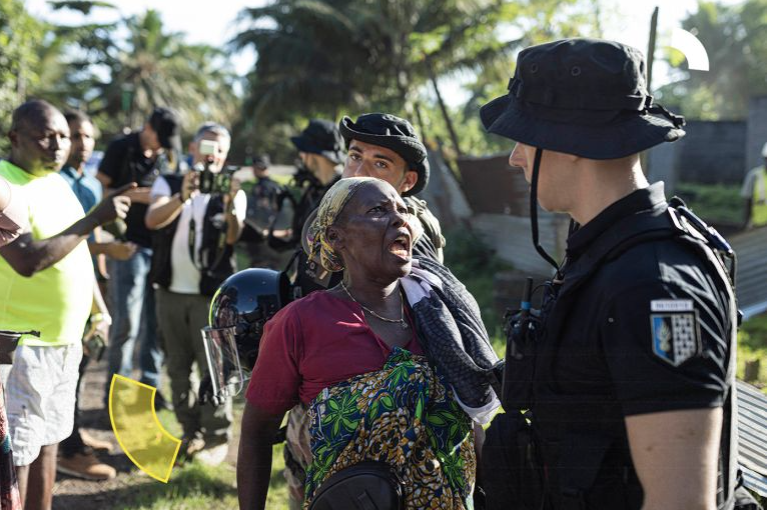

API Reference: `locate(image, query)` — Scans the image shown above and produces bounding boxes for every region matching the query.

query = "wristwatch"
[90,312,113,326]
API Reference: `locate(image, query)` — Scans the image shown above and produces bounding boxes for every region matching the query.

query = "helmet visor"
[201,326,244,399]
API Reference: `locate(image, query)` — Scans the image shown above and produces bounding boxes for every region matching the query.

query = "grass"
[737,313,767,390]
[111,444,289,510]
[114,398,291,510]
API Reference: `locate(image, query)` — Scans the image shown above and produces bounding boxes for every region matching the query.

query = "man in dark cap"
[96,107,181,407]
[272,119,346,253]
[479,39,742,510]
[339,113,444,262]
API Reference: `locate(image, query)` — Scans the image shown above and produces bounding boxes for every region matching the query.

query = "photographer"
[97,107,181,407]
[145,123,245,462]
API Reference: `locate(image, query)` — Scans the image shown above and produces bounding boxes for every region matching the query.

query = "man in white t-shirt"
[145,123,245,462]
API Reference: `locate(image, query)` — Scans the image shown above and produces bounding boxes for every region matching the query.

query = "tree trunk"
[641,6,659,176]
[427,62,462,156]
[413,101,428,141]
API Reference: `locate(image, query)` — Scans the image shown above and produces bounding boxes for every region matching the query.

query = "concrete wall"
[647,97,767,186]
[677,121,747,184]
[746,96,767,171]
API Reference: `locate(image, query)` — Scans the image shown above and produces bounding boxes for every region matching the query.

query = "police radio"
[501,277,543,410]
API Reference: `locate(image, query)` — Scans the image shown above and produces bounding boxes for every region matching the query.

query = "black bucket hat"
[339,113,429,196]
[148,107,181,152]
[480,38,686,159]
[291,119,346,165]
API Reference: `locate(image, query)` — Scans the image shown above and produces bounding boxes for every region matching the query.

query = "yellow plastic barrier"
[109,375,181,482]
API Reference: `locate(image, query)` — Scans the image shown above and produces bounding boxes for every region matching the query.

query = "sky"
[24,0,746,106]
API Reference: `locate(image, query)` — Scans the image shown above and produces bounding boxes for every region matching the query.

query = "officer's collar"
[566,182,667,258]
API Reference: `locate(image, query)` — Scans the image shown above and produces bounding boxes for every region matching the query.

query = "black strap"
[188,195,230,271]
[530,147,562,275]
[508,77,652,112]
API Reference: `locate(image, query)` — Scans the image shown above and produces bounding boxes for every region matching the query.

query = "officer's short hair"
[194,122,231,144]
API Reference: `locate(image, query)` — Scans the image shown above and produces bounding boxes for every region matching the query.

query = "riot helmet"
[202,268,291,400]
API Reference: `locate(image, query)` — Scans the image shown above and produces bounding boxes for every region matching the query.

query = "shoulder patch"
[650,309,701,366]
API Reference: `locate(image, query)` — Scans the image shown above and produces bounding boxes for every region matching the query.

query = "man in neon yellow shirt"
[741,143,767,228]
[0,100,132,510]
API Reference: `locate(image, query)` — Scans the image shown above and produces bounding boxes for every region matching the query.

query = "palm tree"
[95,9,238,131]
[233,0,525,153]
[32,6,239,138]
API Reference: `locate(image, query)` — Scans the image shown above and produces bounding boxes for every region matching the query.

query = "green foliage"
[232,0,524,142]
[674,181,744,225]
[48,1,116,15]
[27,6,239,145]
[0,0,47,152]
[737,313,767,389]
[443,226,510,337]
[655,0,767,120]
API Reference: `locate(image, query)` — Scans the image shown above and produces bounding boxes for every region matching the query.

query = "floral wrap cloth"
[305,348,476,509]
[0,382,21,510]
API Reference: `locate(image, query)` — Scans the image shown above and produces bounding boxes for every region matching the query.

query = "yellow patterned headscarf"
[307,177,423,272]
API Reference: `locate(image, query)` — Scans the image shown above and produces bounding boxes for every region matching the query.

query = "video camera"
[194,140,236,195]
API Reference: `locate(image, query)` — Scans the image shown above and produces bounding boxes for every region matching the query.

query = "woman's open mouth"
[388,232,411,261]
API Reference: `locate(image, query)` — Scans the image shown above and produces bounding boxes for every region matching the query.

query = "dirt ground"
[51,358,240,510]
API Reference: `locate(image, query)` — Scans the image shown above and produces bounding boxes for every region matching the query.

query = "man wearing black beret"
[479,38,746,510]
[339,113,445,262]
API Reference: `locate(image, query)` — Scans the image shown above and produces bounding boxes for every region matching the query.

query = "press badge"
[650,299,701,366]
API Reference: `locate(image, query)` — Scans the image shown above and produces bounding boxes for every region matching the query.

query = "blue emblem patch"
[650,312,701,366]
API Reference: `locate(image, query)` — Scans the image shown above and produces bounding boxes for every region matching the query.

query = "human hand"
[181,171,200,202]
[105,241,138,261]
[83,313,110,359]
[88,183,135,227]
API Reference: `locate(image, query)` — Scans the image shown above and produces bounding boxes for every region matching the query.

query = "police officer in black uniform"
[269,119,346,297]
[479,39,747,510]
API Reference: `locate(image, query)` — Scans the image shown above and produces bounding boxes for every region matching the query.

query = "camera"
[196,166,235,195]
[194,140,235,195]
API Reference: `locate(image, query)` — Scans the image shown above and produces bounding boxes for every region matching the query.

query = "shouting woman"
[237,177,500,509]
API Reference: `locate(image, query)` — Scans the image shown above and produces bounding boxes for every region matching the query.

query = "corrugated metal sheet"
[727,227,767,318]
[474,213,570,275]
[736,380,767,496]
[420,150,473,229]
[456,154,530,216]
